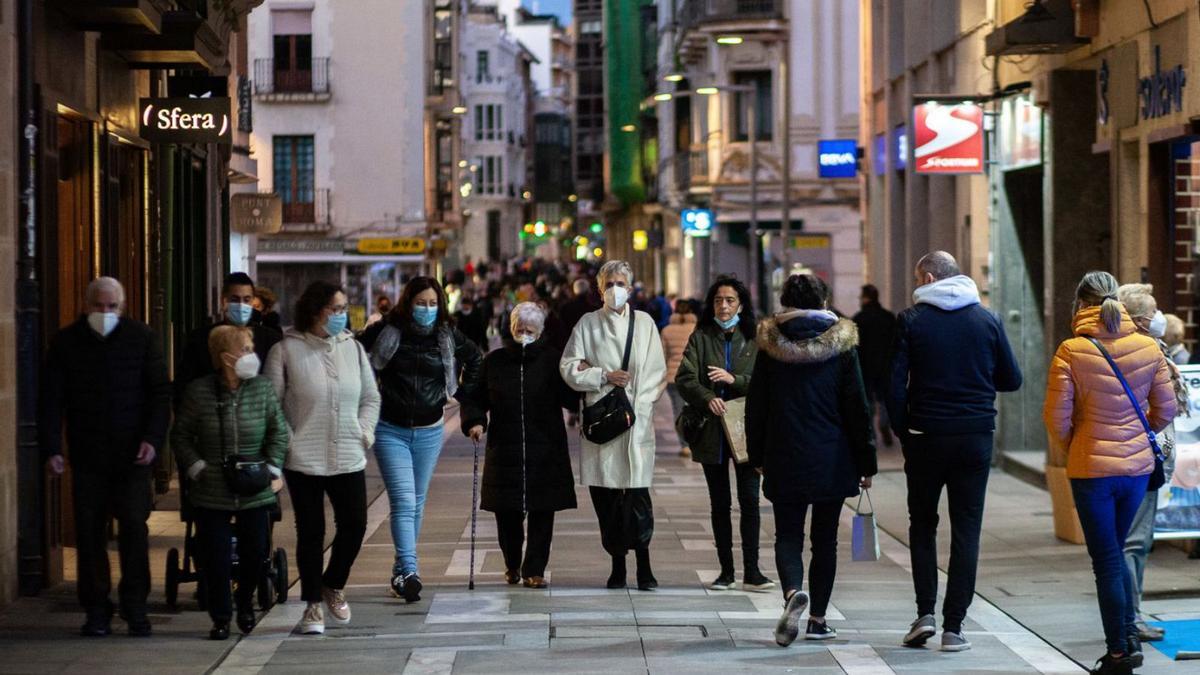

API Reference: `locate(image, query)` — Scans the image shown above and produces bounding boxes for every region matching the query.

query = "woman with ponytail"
[1044,271,1177,674]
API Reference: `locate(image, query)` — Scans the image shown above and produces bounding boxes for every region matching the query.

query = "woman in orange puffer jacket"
[1043,271,1177,675]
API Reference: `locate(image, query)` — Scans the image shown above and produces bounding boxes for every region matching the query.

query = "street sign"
[912,100,985,174]
[817,139,858,178]
[356,238,427,255]
[681,208,714,237]
[231,193,282,234]
[139,97,233,144]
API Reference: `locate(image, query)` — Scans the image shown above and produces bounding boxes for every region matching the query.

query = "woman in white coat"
[560,260,667,590]
[264,281,380,636]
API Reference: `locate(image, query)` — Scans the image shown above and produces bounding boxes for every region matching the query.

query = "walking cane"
[469,436,481,590]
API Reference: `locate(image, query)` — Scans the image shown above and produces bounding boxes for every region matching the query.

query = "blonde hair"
[1076,271,1123,334]
[1116,283,1156,321]
[208,325,253,370]
[597,260,634,289]
[1164,313,1186,346]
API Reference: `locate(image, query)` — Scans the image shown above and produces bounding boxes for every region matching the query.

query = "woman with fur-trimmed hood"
[746,274,877,648]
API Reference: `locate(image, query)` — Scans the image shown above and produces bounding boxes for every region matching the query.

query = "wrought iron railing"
[254,58,330,96]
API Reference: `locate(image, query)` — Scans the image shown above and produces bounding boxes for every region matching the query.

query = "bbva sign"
[139,97,233,144]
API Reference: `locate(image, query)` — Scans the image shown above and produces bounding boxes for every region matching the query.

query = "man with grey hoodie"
[886,251,1022,653]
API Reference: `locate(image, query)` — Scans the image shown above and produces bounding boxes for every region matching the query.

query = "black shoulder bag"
[215,379,272,497]
[1085,337,1166,491]
[582,312,637,444]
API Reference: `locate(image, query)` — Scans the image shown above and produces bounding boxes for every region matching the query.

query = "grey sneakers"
[774,591,810,647]
[941,630,971,652]
[323,587,351,626]
[902,614,937,647]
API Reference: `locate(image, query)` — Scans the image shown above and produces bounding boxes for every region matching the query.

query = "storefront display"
[1155,365,1200,539]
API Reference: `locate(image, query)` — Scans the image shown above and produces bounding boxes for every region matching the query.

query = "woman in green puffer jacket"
[172,325,289,641]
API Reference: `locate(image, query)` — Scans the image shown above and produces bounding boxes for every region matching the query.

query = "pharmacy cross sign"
[1138,46,1186,121]
[139,97,233,144]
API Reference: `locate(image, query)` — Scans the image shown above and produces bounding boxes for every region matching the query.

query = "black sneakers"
[709,571,736,591]
[402,573,423,603]
[742,570,776,593]
[805,619,838,641]
[80,605,112,637]
[774,591,809,647]
[1089,653,1136,675]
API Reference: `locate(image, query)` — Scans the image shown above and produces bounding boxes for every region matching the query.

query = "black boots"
[607,555,627,589]
[636,548,657,591]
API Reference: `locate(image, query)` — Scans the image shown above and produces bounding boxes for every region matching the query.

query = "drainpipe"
[16,0,45,596]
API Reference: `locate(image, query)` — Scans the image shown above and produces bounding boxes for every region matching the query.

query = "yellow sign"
[356,238,426,255]
[789,235,830,250]
[632,229,649,251]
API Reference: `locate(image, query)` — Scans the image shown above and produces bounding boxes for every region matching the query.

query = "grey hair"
[86,276,126,308]
[572,278,590,295]
[1116,283,1156,320]
[510,301,546,336]
[915,251,961,281]
[597,260,633,289]
[1076,271,1122,334]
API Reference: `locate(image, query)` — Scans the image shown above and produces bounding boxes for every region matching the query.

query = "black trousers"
[494,510,556,577]
[773,499,842,616]
[903,432,992,633]
[701,455,762,572]
[284,469,368,603]
[589,486,653,556]
[194,505,271,623]
[72,467,152,613]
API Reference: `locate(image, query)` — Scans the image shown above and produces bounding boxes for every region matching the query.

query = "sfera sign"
[817,139,858,178]
[913,100,984,175]
[139,97,232,144]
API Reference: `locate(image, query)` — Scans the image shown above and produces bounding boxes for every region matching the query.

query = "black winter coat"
[359,317,483,428]
[176,314,282,402]
[746,313,877,503]
[39,317,172,471]
[852,302,896,386]
[462,340,579,513]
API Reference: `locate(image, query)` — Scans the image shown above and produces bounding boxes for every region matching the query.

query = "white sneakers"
[300,602,325,635]
[322,588,351,626]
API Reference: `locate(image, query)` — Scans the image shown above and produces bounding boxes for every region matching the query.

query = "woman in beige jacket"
[660,300,697,456]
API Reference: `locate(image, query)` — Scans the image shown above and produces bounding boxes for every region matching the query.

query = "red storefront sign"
[913,100,985,174]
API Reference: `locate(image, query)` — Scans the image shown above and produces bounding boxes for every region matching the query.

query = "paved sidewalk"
[3,397,1199,673]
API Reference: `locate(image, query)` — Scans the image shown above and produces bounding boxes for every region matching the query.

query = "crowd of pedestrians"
[37,249,1190,674]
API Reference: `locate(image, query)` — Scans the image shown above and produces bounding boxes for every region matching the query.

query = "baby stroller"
[165,470,289,612]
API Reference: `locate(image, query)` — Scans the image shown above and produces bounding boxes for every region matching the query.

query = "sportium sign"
[912,100,984,174]
[139,97,233,144]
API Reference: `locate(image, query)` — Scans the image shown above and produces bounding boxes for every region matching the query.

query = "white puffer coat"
[265,328,381,476]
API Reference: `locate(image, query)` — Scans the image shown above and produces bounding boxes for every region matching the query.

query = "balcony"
[279,188,332,233]
[103,8,224,70]
[53,0,172,33]
[254,58,331,102]
[674,150,710,193]
[677,0,785,61]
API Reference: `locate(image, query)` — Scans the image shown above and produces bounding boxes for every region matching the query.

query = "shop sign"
[231,193,281,234]
[892,126,908,172]
[788,234,831,250]
[1139,46,1187,121]
[257,238,344,253]
[356,237,427,255]
[816,139,858,178]
[237,76,253,133]
[998,95,1043,171]
[681,208,714,238]
[912,100,985,174]
[139,97,232,144]
[873,133,886,176]
[632,229,649,251]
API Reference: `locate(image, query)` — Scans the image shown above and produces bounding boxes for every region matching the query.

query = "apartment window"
[477,50,491,83]
[478,156,503,195]
[474,104,504,141]
[274,135,315,221]
[271,9,313,93]
[733,71,773,141]
[579,20,601,34]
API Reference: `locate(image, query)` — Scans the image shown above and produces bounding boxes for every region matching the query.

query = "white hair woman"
[559,261,667,590]
[461,302,578,588]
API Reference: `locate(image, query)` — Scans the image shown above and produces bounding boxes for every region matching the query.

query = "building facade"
[247,0,450,326]
[862,0,1200,462]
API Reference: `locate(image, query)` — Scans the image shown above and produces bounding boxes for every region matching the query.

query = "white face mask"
[604,286,629,311]
[234,353,261,380]
[88,312,120,337]
[1148,311,1167,339]
[517,333,537,346]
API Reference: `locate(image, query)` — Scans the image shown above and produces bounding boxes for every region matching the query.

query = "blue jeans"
[1071,474,1149,654]
[375,420,445,575]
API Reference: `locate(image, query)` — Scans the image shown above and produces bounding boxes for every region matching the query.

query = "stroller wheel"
[165,548,180,610]
[258,571,274,611]
[273,548,289,604]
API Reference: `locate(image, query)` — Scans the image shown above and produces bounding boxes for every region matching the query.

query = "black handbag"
[674,404,707,447]
[1085,337,1166,491]
[582,311,637,444]
[214,380,272,498]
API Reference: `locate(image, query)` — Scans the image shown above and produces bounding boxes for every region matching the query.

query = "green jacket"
[171,375,290,511]
[675,322,757,464]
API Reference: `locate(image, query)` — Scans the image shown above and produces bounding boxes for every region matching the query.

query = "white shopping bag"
[851,489,881,562]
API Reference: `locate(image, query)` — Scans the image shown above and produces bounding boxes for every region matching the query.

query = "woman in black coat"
[746,274,877,647]
[462,302,578,588]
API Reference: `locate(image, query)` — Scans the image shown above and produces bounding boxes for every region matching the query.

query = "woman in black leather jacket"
[359,276,483,602]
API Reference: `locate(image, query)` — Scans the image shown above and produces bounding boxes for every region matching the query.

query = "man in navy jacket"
[886,251,1022,653]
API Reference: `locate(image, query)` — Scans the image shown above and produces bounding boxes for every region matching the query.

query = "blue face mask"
[226,302,253,327]
[413,305,438,327]
[716,314,740,331]
[324,312,348,336]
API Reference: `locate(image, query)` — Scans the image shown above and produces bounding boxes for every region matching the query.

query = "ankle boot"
[635,548,658,591]
[606,555,627,589]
